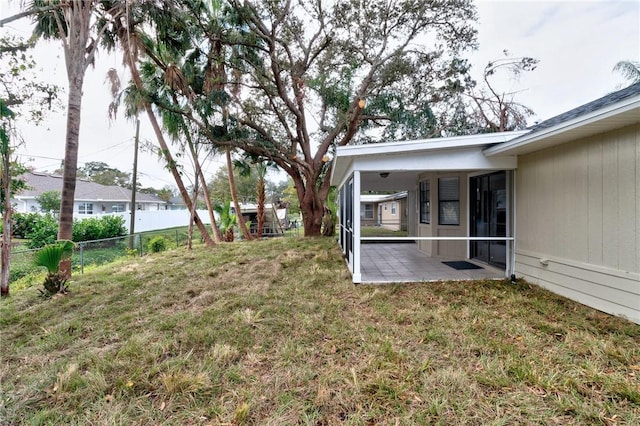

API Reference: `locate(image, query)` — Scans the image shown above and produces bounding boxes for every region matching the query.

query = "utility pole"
[129,119,140,249]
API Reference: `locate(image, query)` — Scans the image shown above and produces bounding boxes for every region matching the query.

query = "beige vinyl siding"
[374,198,408,231]
[515,123,640,323]
[379,201,398,230]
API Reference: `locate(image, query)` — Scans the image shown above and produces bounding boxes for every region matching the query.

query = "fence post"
[138,234,142,257]
[79,242,84,274]
[176,229,179,247]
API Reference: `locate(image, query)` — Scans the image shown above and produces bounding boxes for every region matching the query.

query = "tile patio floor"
[360,243,506,283]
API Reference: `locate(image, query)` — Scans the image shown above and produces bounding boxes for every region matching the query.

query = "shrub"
[24,214,126,248]
[148,236,169,253]
[100,215,127,238]
[12,212,42,238]
[26,214,58,249]
[9,259,34,282]
[73,217,104,242]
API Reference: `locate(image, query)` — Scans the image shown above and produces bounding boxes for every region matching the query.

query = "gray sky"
[1,0,639,188]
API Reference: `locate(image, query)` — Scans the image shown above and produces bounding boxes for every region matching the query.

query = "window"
[363,203,374,219]
[420,180,430,224]
[78,203,93,214]
[391,202,397,215]
[439,177,459,225]
[112,203,125,213]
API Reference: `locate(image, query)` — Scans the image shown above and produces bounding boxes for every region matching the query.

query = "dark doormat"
[442,261,483,270]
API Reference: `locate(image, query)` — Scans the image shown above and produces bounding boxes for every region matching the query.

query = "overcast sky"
[1,0,639,188]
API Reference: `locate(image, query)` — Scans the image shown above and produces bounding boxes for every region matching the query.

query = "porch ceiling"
[360,171,419,191]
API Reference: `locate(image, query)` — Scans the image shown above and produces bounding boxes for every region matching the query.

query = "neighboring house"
[361,191,408,231]
[13,172,166,214]
[331,82,640,324]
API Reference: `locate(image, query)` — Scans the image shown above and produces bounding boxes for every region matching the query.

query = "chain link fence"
[7,225,301,284]
[6,229,198,283]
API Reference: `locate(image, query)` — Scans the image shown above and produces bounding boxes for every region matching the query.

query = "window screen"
[420,180,430,224]
[439,177,459,225]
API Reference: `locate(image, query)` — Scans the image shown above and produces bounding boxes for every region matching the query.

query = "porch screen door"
[470,171,506,268]
[344,177,354,268]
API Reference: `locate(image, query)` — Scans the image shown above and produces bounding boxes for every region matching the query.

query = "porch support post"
[353,170,362,283]
[510,170,517,280]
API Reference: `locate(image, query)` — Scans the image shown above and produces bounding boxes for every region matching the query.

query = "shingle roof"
[527,82,640,133]
[17,172,163,203]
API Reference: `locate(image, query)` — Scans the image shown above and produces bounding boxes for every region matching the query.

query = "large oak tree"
[132,0,478,236]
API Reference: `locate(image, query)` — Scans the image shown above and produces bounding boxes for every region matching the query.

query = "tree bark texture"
[1,147,11,296]
[226,148,252,241]
[57,77,83,279]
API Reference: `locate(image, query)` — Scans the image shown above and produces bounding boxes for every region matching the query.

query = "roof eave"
[485,95,640,156]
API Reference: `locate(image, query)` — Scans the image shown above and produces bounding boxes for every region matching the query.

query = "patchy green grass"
[8,227,213,285]
[1,238,638,425]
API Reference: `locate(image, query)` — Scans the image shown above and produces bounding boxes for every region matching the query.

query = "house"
[13,172,166,214]
[330,82,640,324]
[360,191,408,231]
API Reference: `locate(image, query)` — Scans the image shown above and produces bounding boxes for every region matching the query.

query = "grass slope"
[1,238,639,425]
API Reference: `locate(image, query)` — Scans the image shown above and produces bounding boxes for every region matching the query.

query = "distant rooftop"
[17,172,163,203]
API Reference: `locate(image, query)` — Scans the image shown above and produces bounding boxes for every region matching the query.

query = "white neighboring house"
[13,172,166,215]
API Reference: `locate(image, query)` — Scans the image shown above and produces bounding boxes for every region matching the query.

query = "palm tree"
[147,0,253,241]
[255,162,267,238]
[613,60,640,86]
[102,1,217,246]
[214,200,238,242]
[235,156,274,238]
[29,0,120,278]
[33,240,75,294]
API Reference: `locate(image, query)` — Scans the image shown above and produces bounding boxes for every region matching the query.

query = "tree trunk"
[57,72,84,279]
[300,202,323,236]
[187,180,198,250]
[1,139,11,296]
[226,147,252,241]
[290,167,331,237]
[257,176,265,238]
[184,131,222,243]
[0,211,10,296]
[128,63,216,247]
[198,169,223,243]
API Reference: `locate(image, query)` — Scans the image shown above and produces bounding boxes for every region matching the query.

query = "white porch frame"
[331,132,527,284]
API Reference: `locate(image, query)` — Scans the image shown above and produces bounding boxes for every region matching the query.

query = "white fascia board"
[332,132,525,186]
[351,147,517,172]
[330,156,355,188]
[337,131,528,158]
[485,96,640,156]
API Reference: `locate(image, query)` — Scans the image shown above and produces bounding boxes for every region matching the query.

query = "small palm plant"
[214,200,238,242]
[33,240,75,295]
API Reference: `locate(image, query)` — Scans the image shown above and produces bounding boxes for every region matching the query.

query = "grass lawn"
[1,238,638,425]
